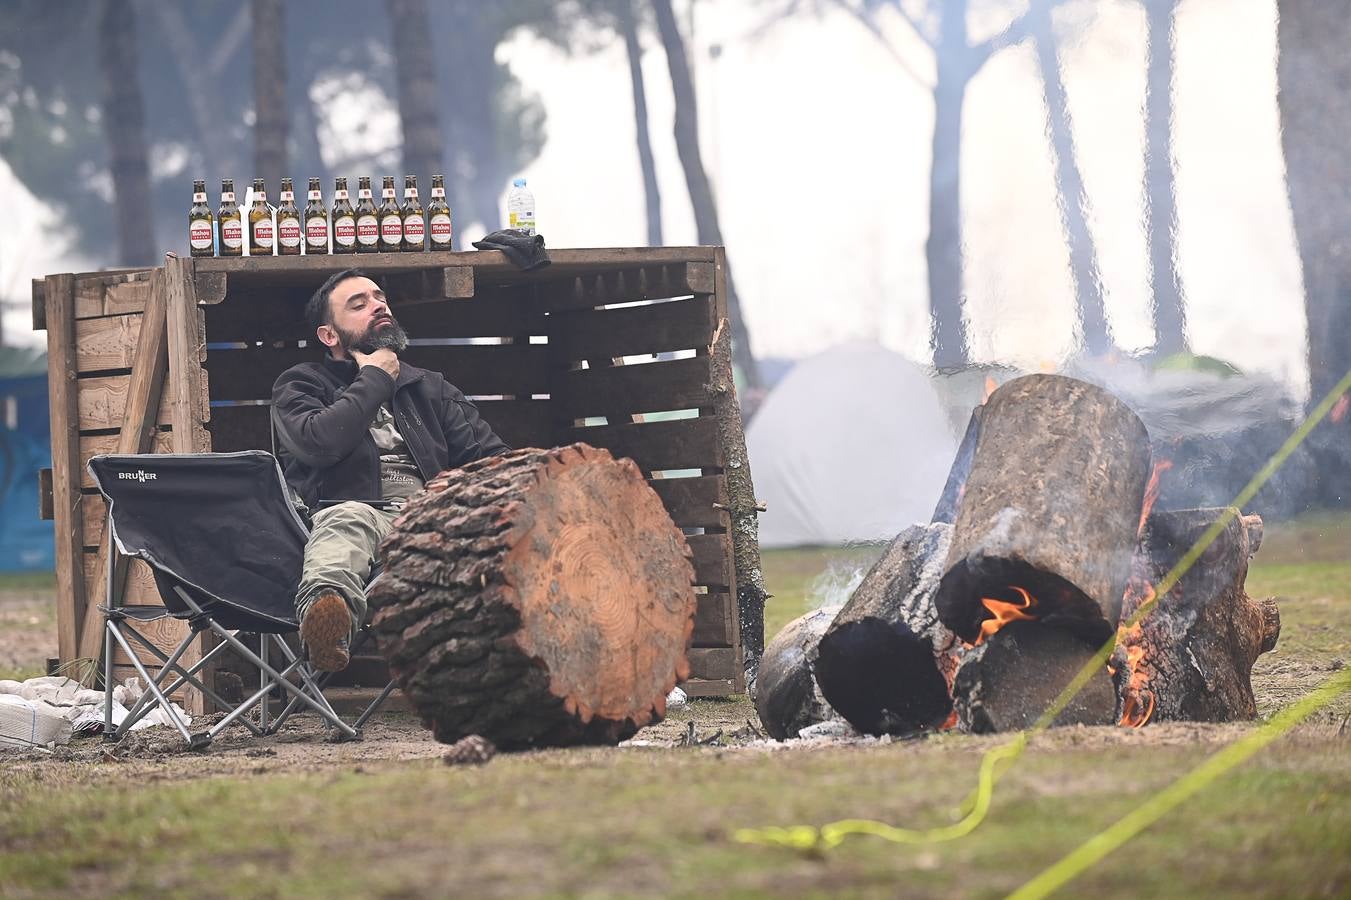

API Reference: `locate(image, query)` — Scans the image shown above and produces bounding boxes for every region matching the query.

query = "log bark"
[754,605,840,740]
[1120,508,1280,723]
[953,621,1117,733]
[931,405,982,524]
[935,374,1152,644]
[369,444,697,749]
[812,523,956,736]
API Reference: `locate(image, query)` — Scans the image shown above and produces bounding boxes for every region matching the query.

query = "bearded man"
[271,268,509,671]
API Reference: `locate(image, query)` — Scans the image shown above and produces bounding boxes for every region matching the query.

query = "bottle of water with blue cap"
[507,177,535,236]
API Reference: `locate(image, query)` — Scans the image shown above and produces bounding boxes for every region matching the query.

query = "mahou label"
[189,220,213,250]
[334,215,356,246]
[402,214,425,243]
[252,217,274,248]
[429,213,452,246]
[306,217,328,248]
[278,216,302,248]
[357,214,379,245]
[380,215,402,244]
[221,220,243,249]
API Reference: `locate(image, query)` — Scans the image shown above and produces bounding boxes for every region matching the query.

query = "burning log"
[931,406,982,525]
[1118,508,1280,723]
[935,374,1152,644]
[754,605,841,740]
[369,444,697,749]
[952,621,1117,732]
[811,523,957,736]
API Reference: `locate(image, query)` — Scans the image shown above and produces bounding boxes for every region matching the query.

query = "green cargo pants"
[294,501,400,641]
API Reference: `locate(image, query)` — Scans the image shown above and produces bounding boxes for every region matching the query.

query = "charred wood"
[754,605,840,740]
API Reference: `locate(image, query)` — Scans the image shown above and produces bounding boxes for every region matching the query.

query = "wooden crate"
[35,248,761,705]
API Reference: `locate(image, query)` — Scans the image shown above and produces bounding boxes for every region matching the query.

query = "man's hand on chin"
[352,347,400,381]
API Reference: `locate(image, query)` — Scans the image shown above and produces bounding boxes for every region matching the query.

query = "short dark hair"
[306,268,373,335]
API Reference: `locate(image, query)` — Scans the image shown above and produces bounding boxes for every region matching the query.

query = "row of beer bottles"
[189,175,452,257]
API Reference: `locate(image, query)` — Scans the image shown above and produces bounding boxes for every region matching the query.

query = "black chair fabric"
[87,452,308,632]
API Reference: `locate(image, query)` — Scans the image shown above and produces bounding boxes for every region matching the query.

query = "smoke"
[805,550,876,610]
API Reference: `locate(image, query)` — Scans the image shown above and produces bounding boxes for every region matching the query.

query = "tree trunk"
[935,374,1152,644]
[1120,508,1281,723]
[650,0,763,398]
[927,6,971,370]
[1276,0,1351,504]
[387,0,445,186]
[1029,3,1113,356]
[251,0,287,191]
[1143,0,1187,356]
[617,0,663,246]
[813,523,956,736]
[370,444,697,748]
[755,605,840,740]
[97,0,155,266]
[151,0,221,180]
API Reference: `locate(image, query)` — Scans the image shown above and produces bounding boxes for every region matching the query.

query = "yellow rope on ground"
[1009,666,1351,900]
[732,368,1351,855]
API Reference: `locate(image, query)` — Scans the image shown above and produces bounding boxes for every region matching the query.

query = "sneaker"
[300,589,352,673]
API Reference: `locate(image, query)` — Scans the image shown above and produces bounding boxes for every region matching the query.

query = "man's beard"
[336,315,408,354]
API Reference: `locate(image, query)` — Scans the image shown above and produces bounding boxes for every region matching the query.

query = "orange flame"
[941,709,959,731]
[983,376,998,403]
[1138,458,1174,534]
[971,585,1037,646]
[1116,612,1156,727]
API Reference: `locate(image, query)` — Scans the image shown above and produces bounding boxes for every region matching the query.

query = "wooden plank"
[166,256,210,450]
[687,532,734,589]
[75,277,153,320]
[79,268,171,663]
[39,469,54,520]
[533,262,716,313]
[44,273,85,664]
[571,416,723,473]
[85,554,161,606]
[203,343,554,401]
[381,266,475,300]
[550,295,717,361]
[687,647,738,682]
[80,430,175,489]
[111,615,192,668]
[77,375,174,431]
[692,589,735,647]
[648,475,730,530]
[74,313,141,373]
[556,355,714,420]
[680,677,736,698]
[31,278,45,331]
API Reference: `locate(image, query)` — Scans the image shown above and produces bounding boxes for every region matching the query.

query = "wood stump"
[754,605,841,740]
[935,374,1152,644]
[1120,508,1281,723]
[369,444,697,749]
[812,523,956,736]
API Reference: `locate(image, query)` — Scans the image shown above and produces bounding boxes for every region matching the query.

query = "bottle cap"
[513,177,527,188]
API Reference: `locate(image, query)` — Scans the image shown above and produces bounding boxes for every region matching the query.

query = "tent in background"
[0,347,52,571]
[746,341,956,548]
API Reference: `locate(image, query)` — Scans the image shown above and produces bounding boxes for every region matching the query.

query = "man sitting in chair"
[272,268,509,672]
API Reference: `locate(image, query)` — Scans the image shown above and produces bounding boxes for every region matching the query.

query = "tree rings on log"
[813,523,955,736]
[370,444,697,749]
[755,605,841,740]
[935,374,1152,644]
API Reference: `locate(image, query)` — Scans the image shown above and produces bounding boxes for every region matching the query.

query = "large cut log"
[952,622,1117,732]
[369,444,697,749]
[754,605,841,740]
[1118,507,1280,723]
[935,374,1152,644]
[812,523,956,736]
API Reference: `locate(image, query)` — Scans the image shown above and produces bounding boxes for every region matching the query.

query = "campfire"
[757,373,1282,739]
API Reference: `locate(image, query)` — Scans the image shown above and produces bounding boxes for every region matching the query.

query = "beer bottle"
[401,175,425,252]
[355,176,379,253]
[248,178,275,256]
[332,177,357,254]
[276,177,302,256]
[427,174,452,251]
[218,179,243,257]
[189,179,214,257]
[304,178,328,255]
[378,175,403,252]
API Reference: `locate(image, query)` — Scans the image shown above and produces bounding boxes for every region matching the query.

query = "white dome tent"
[746,341,957,548]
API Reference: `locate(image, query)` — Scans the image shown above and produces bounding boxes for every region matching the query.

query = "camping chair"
[87,451,396,748]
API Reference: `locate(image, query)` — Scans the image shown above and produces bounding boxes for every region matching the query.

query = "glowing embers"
[970,585,1038,647]
[1114,578,1158,728]
[1137,458,1174,535]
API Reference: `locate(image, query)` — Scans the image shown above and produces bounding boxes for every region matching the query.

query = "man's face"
[319,276,408,355]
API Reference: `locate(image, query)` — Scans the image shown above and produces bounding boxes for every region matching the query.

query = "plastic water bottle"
[507,177,535,235]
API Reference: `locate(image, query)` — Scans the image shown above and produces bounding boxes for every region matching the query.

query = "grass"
[1,515,1349,896]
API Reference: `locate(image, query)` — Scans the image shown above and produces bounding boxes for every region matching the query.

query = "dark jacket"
[271,354,509,511]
